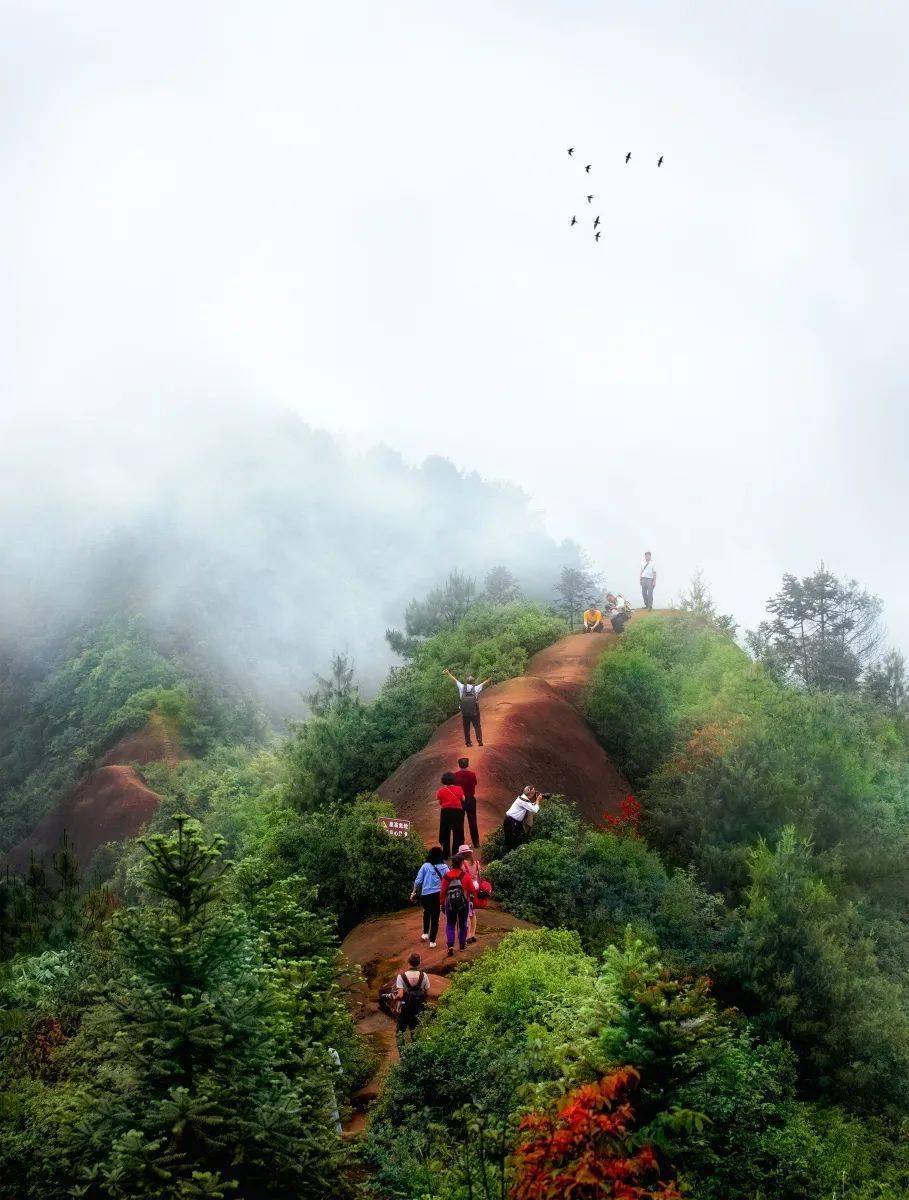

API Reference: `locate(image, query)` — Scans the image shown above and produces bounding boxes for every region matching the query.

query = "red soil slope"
[6,765,162,872]
[378,628,631,846]
[6,716,185,872]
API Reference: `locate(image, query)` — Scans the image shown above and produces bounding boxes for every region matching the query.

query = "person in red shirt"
[439,851,479,955]
[452,756,480,847]
[436,771,465,859]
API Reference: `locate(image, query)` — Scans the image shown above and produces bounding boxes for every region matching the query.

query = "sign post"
[379,816,412,839]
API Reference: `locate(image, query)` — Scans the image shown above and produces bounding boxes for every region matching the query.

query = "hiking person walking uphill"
[394,952,430,1052]
[440,851,479,955]
[410,845,447,947]
[443,668,491,747]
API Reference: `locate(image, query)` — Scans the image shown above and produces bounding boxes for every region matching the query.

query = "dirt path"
[343,624,635,1134]
[377,628,631,847]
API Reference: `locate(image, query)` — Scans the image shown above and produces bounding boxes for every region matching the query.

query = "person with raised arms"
[443,669,492,747]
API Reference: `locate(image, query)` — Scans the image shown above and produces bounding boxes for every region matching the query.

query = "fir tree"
[63,814,344,1198]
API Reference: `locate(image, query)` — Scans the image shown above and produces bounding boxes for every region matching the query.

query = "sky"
[1,1,907,650]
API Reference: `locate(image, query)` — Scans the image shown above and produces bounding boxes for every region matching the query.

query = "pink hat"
[457,844,473,855]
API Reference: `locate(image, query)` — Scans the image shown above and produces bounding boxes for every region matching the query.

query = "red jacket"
[452,768,477,800]
[440,865,478,908]
[437,784,465,810]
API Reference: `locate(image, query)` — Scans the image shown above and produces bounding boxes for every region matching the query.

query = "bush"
[586,648,675,784]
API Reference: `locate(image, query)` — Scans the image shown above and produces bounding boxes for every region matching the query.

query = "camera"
[540,792,552,800]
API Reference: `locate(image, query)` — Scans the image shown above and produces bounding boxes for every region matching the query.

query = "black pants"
[461,710,483,746]
[641,578,654,609]
[421,893,441,942]
[462,798,480,847]
[503,815,526,852]
[584,621,604,632]
[439,807,464,859]
[611,612,629,634]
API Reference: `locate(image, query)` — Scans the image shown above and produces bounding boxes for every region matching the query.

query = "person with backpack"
[453,756,480,847]
[457,843,484,945]
[437,771,466,859]
[440,851,478,956]
[443,669,492,747]
[394,952,430,1051]
[605,592,632,635]
[503,785,542,851]
[410,844,447,947]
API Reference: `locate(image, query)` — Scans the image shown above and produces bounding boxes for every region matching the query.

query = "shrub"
[586,649,675,784]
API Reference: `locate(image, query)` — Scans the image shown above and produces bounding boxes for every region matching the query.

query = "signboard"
[379,816,412,839]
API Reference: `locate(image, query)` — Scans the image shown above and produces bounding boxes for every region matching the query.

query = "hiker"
[503,785,542,852]
[457,843,481,944]
[605,592,632,635]
[437,771,466,859]
[453,756,480,847]
[640,551,657,610]
[583,605,605,632]
[394,952,430,1051]
[443,668,492,747]
[410,844,447,948]
[440,851,478,956]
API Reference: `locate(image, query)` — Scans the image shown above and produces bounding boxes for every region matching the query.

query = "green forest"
[2,564,909,1199]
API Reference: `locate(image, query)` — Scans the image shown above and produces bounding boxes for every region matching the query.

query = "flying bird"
[625,151,632,164]
[657,155,664,167]
[586,194,594,203]
[570,215,577,226]
[585,163,592,173]
[593,215,600,228]
[595,230,601,242]
[567,147,574,156]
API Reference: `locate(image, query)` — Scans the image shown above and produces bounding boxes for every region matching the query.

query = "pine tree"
[677,569,737,637]
[63,814,344,1198]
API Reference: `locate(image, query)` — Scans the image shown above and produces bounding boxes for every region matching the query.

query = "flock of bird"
[567,146,663,243]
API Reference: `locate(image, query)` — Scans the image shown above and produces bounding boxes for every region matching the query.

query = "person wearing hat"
[456,843,482,945]
[443,668,492,747]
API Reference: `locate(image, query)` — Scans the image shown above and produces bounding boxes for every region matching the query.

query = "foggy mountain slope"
[0,408,582,713]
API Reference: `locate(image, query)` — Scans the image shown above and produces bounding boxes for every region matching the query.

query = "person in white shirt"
[443,669,492,746]
[640,551,656,610]
[503,785,542,851]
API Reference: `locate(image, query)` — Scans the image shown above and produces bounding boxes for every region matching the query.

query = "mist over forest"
[0,405,581,713]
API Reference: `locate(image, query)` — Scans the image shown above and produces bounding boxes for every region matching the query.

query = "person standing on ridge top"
[443,668,491,747]
[640,550,657,610]
[453,756,480,847]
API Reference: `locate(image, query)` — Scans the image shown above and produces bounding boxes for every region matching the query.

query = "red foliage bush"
[604,794,642,834]
[511,1067,680,1200]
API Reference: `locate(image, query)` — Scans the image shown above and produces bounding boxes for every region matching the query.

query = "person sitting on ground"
[639,550,657,610]
[443,668,492,747]
[605,592,632,635]
[583,605,605,632]
[440,851,479,956]
[457,843,482,945]
[410,844,447,948]
[394,952,430,1051]
[453,756,480,847]
[503,785,542,852]
[437,771,465,859]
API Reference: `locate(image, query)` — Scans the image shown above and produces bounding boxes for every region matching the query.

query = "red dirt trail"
[377,627,631,847]
[344,623,635,1132]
